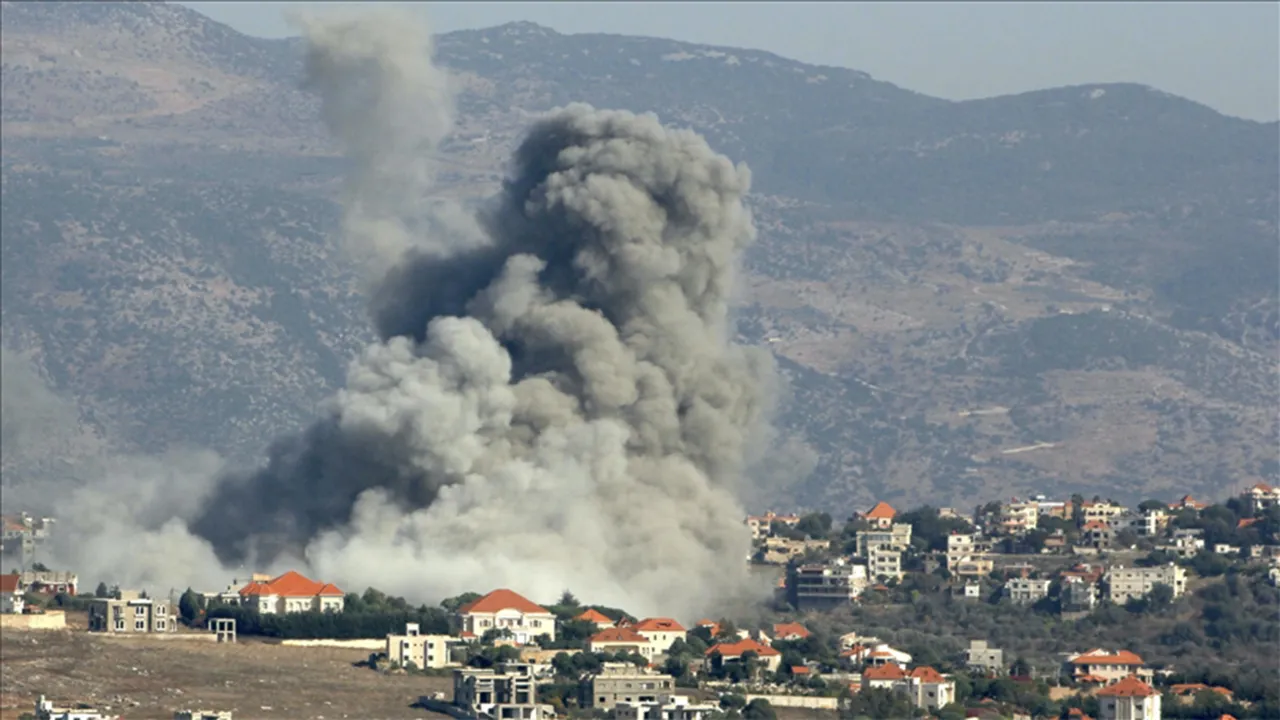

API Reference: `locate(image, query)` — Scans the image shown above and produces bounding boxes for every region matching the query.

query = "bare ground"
[0,614,451,720]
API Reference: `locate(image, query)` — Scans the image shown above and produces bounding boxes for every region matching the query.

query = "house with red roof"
[238,571,345,615]
[772,622,810,641]
[859,502,898,530]
[1244,481,1280,511]
[704,637,782,673]
[908,666,956,710]
[1066,649,1153,686]
[1096,675,1160,720]
[0,573,24,614]
[861,662,907,689]
[574,608,616,630]
[457,589,556,644]
[632,617,686,652]
[588,626,655,659]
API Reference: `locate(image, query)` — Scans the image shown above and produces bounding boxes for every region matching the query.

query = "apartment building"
[998,501,1039,535]
[1004,578,1052,605]
[964,640,1004,675]
[786,559,868,610]
[856,523,913,556]
[744,512,801,540]
[1105,564,1186,605]
[614,695,717,720]
[453,664,547,720]
[585,664,675,709]
[867,545,903,582]
[386,622,459,670]
[1060,576,1099,614]
[457,589,557,644]
[1082,501,1127,525]
[20,570,77,596]
[88,592,177,634]
[1082,521,1113,549]
[1096,675,1161,720]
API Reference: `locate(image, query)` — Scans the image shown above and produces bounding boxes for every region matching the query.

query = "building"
[20,570,77,596]
[1067,650,1153,686]
[760,537,831,565]
[1060,576,1099,614]
[859,502,898,530]
[772,622,810,641]
[964,640,1004,675]
[856,523,913,556]
[908,666,956,710]
[453,663,548,720]
[458,589,557,644]
[1128,508,1168,537]
[861,662,908,690]
[952,557,994,578]
[1005,578,1052,605]
[704,638,782,673]
[1244,482,1280,511]
[575,608,616,629]
[614,695,717,720]
[1168,495,1207,512]
[946,533,988,573]
[586,663,675,709]
[999,500,1040,535]
[1082,501,1127,525]
[633,618,687,652]
[745,512,801,539]
[237,571,345,615]
[867,546,903,582]
[1,573,24,614]
[786,559,868,610]
[1082,521,1113,549]
[589,627,655,659]
[34,695,118,720]
[387,622,459,670]
[87,592,177,634]
[173,712,233,720]
[1105,564,1186,605]
[1096,675,1161,720]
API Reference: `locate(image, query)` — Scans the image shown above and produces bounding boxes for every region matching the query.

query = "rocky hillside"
[2,1,1276,513]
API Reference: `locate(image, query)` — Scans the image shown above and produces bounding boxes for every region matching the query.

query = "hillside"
[1,1,1276,513]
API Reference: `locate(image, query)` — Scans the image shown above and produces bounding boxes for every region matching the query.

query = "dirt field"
[0,613,452,720]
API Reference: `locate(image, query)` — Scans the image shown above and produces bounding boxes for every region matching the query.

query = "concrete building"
[1067,650,1153,686]
[614,695,717,720]
[867,546,903,582]
[236,571,345,615]
[945,533,980,572]
[1097,675,1162,720]
[87,592,177,634]
[20,570,77,596]
[745,512,801,540]
[1060,576,1099,614]
[964,640,1004,675]
[1082,501,1127,526]
[786,559,868,610]
[1082,521,1113,549]
[999,501,1039,535]
[173,712,233,720]
[633,618,687,652]
[457,589,557,645]
[586,664,675,709]
[907,666,957,710]
[386,622,460,670]
[1005,578,1052,605]
[704,638,782,673]
[453,663,548,720]
[1,573,25,614]
[858,502,898,530]
[1244,482,1280,512]
[1105,564,1186,605]
[856,523,913,556]
[588,627,655,659]
[34,695,118,720]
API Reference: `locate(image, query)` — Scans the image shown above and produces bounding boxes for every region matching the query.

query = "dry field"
[0,614,451,720]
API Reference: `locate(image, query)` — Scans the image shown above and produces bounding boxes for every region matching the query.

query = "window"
[135,605,146,617]
[135,619,146,631]
[157,605,167,615]
[114,619,125,631]
[155,620,166,631]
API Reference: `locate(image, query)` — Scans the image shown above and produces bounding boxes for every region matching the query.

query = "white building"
[1097,676,1162,720]
[908,666,957,710]
[387,623,460,670]
[614,694,717,720]
[632,618,687,652]
[1005,578,1052,605]
[457,589,557,644]
[589,627,656,659]
[35,695,118,720]
[867,546,903,582]
[1,574,24,614]
[236,571,345,614]
[1105,564,1186,605]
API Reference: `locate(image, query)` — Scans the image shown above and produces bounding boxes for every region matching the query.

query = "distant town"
[3,481,1277,720]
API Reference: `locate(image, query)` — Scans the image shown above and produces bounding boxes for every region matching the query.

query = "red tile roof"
[1096,675,1156,698]
[773,622,811,639]
[909,666,947,683]
[1251,481,1275,493]
[0,574,21,594]
[458,589,550,615]
[862,663,907,681]
[1238,518,1259,529]
[863,502,897,520]
[575,608,614,624]
[590,627,648,644]
[1082,520,1109,531]
[791,665,810,675]
[1070,649,1144,666]
[634,617,686,632]
[706,638,780,658]
[238,570,344,598]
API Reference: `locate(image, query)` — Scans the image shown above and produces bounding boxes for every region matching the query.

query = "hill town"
[4,482,1278,720]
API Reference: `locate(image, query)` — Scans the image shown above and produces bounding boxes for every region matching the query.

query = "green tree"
[742,699,776,720]
[94,582,110,598]
[178,587,202,626]
[795,513,833,539]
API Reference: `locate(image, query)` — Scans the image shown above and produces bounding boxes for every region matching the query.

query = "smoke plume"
[186,11,777,617]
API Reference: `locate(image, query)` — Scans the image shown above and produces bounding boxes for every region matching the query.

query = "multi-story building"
[1105,564,1186,605]
[1066,650,1153,686]
[20,571,77,596]
[457,589,557,644]
[858,502,898,530]
[856,523,912,556]
[963,640,1004,675]
[585,664,675,709]
[1060,576,1098,614]
[0,574,24,614]
[386,622,459,670]
[614,694,717,720]
[998,500,1039,535]
[786,559,868,611]
[867,546,903,582]
[760,537,831,565]
[1096,675,1161,720]
[1125,508,1168,537]
[236,571,345,615]
[633,618,686,652]
[1244,482,1280,511]
[1004,578,1052,605]
[1082,501,1127,526]
[907,666,957,710]
[1081,521,1113,549]
[88,592,177,634]
[588,627,655,659]
[453,663,545,720]
[744,512,801,540]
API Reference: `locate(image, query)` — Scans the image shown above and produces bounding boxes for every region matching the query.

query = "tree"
[178,588,202,626]
[795,513,833,539]
[31,562,50,572]
[557,590,579,607]
[94,582,110,598]
[742,699,776,720]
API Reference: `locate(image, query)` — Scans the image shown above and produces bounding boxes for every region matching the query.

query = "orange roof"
[706,638,780,658]
[1066,710,1095,720]
[1071,650,1144,666]
[773,622,811,639]
[862,663,906,681]
[590,627,648,644]
[575,608,614,624]
[909,666,947,683]
[458,589,550,615]
[1238,518,1259,529]
[1170,684,1233,697]
[1097,675,1156,698]
[1082,521,1109,531]
[791,665,810,675]
[839,645,865,658]
[238,570,344,598]
[1077,675,1108,683]
[1251,481,1275,493]
[634,617,686,632]
[863,501,897,520]
[0,574,20,594]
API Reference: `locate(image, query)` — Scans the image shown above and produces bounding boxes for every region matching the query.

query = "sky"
[176,1,1279,122]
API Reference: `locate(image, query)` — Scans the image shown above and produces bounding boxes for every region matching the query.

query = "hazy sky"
[177,2,1279,122]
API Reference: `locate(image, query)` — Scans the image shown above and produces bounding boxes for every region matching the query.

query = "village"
[1,481,1278,720]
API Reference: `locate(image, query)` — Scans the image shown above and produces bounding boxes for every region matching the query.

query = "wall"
[98,631,216,643]
[0,610,66,630]
[280,638,384,650]
[743,695,839,710]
